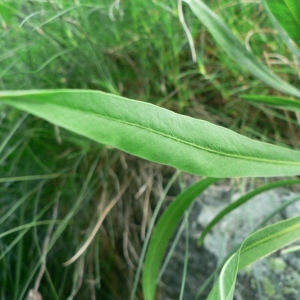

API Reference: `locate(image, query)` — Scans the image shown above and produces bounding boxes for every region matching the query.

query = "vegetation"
[0,0,299,299]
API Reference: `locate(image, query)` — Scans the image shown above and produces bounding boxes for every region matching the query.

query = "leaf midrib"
[241,222,300,256]
[34,98,300,167]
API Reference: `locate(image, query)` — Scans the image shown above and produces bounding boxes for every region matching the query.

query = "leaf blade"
[207,216,300,300]
[1,89,300,177]
[143,178,219,300]
[261,0,300,60]
[241,94,300,113]
[265,0,300,47]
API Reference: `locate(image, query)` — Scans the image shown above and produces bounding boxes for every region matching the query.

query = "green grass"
[0,0,299,299]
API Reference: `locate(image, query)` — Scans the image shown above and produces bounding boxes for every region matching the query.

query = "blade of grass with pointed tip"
[241,95,300,113]
[198,178,300,246]
[281,244,300,254]
[183,0,300,98]
[0,220,61,239]
[265,0,300,48]
[1,90,300,178]
[207,215,300,300]
[143,177,219,300]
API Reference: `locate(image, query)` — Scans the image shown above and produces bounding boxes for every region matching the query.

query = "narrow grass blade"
[179,211,189,300]
[183,0,300,98]
[241,95,300,113]
[0,221,61,239]
[265,0,300,47]
[130,171,180,300]
[281,244,300,254]
[157,214,185,281]
[1,90,300,177]
[0,174,63,183]
[143,178,218,300]
[255,193,300,230]
[0,113,27,155]
[207,215,300,300]
[0,182,44,226]
[198,178,300,246]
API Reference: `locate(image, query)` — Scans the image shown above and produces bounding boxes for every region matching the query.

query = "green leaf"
[208,215,300,300]
[183,0,300,98]
[265,0,300,47]
[262,0,300,61]
[241,94,300,113]
[143,178,219,300]
[0,3,19,26]
[198,178,300,247]
[1,89,300,177]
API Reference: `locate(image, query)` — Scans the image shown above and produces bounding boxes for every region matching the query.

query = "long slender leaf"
[265,0,300,47]
[183,0,300,98]
[281,244,300,254]
[198,179,300,246]
[261,0,300,60]
[208,215,300,300]
[1,90,300,177]
[143,178,219,300]
[241,95,300,113]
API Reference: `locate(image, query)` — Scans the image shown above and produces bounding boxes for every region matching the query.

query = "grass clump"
[1,0,299,299]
